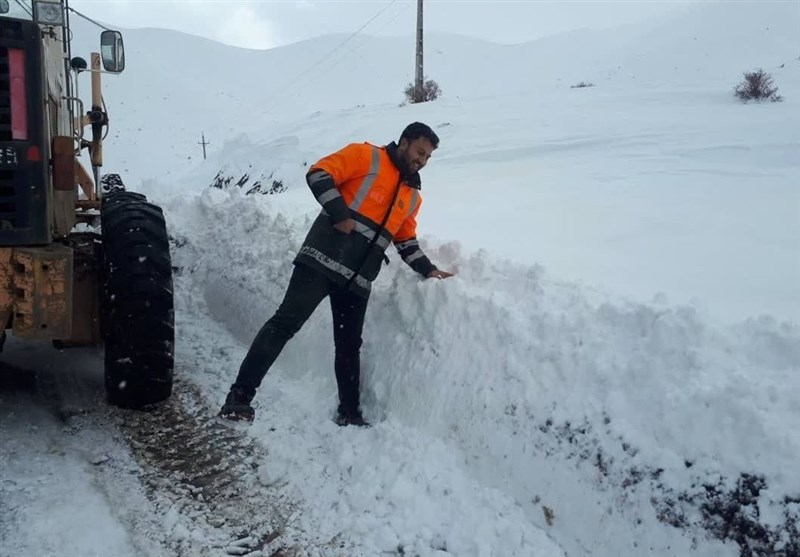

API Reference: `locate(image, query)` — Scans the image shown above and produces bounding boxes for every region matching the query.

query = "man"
[219,122,453,426]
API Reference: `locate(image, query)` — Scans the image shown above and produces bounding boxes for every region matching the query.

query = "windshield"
[2,1,34,21]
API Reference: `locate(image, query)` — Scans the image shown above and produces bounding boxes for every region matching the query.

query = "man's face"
[397,137,435,174]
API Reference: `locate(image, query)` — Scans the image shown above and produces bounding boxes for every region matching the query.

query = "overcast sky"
[67,0,693,50]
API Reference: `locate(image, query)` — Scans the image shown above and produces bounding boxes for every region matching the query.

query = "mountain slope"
[66,0,799,185]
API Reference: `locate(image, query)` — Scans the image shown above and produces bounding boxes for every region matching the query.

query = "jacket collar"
[385,141,421,190]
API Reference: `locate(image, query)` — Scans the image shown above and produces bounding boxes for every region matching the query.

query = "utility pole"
[198,132,210,160]
[415,0,423,100]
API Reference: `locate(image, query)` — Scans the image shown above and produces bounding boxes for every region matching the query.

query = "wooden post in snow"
[198,133,210,160]
[415,0,423,100]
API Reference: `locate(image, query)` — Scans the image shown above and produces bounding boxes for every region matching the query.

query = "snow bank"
[164,188,799,556]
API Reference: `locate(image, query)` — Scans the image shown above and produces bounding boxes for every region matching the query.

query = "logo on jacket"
[398,200,405,209]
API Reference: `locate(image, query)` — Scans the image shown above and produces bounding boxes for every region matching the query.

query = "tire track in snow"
[1,350,302,557]
[114,379,296,557]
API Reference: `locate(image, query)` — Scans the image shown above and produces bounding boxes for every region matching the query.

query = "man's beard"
[398,149,415,176]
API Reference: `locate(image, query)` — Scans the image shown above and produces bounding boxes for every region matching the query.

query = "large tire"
[101,191,174,408]
[100,173,127,196]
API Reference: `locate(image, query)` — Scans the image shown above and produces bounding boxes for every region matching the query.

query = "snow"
[1,406,140,557]
[2,1,800,557]
[0,342,168,557]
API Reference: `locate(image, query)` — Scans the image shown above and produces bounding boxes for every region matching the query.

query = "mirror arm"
[66,6,112,32]
[75,68,121,76]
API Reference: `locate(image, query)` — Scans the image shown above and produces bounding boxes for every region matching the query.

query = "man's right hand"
[333,218,356,234]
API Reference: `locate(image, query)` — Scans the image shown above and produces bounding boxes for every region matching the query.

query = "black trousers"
[233,263,369,413]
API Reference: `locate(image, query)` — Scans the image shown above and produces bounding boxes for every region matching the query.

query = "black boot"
[335,406,370,427]
[218,386,255,422]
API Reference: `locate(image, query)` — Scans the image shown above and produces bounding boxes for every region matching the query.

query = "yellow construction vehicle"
[0,0,174,407]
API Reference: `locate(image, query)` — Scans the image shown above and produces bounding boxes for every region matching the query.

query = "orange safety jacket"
[294,141,436,297]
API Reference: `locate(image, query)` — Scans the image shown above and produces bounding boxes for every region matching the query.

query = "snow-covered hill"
[63,0,800,322]
[68,0,799,185]
[2,2,799,557]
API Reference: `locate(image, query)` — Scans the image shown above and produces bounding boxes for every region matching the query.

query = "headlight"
[33,1,65,27]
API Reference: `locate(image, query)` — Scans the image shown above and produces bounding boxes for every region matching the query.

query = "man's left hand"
[427,270,454,280]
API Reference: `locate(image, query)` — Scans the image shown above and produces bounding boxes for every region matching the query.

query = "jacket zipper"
[345,177,402,289]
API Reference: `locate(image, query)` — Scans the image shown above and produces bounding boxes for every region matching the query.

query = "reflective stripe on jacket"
[294,141,436,297]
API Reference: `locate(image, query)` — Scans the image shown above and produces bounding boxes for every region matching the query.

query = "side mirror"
[100,30,125,73]
[0,1,9,15]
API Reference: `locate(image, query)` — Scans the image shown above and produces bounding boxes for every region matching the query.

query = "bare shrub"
[570,81,595,89]
[734,69,783,102]
[404,77,442,104]
[210,171,286,195]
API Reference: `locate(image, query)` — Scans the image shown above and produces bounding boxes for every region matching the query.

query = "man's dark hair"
[400,122,440,149]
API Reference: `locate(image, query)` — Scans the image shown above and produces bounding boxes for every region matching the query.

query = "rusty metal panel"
[11,245,73,339]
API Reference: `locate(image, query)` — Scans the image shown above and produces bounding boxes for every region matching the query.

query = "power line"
[322,3,413,76]
[278,2,413,104]
[374,2,413,35]
[265,0,400,107]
